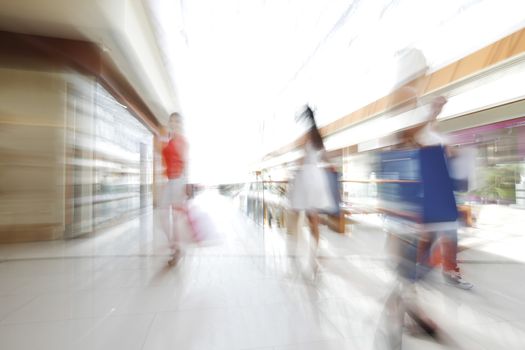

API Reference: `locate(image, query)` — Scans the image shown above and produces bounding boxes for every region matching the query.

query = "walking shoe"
[167,249,182,266]
[443,270,473,290]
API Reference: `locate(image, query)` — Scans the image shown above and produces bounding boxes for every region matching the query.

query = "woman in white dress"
[289,106,336,247]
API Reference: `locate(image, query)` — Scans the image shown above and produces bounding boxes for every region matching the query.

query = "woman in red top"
[159,113,188,265]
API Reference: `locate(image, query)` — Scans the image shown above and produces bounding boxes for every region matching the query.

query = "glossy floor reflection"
[0,192,524,349]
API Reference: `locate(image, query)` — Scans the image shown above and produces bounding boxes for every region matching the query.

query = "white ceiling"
[145,0,525,183]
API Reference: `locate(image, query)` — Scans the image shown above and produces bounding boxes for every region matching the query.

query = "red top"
[162,136,186,179]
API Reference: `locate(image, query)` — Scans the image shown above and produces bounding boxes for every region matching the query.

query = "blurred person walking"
[289,106,336,271]
[376,93,477,345]
[158,112,190,266]
[392,47,472,289]
[377,118,457,348]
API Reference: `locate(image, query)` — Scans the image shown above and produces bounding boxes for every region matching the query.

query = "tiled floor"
[1,192,524,349]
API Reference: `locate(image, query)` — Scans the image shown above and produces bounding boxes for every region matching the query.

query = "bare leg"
[167,206,184,266]
[160,207,171,242]
[160,183,177,256]
[306,212,320,274]
[306,212,320,246]
[171,206,180,249]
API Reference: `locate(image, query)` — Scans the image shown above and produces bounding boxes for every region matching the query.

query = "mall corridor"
[2,1,525,349]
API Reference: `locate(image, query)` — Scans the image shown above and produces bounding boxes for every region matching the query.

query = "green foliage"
[472,164,519,203]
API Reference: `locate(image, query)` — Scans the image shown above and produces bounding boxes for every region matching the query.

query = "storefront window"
[93,84,154,227]
[449,118,525,206]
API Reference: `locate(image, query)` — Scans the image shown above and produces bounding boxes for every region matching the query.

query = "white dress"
[289,142,336,212]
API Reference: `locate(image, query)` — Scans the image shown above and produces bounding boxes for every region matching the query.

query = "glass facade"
[92,84,154,228]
